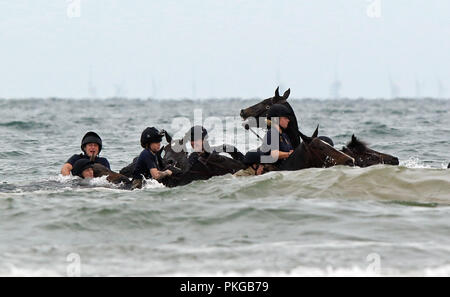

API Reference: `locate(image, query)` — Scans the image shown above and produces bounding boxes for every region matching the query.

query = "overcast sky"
[0,0,449,99]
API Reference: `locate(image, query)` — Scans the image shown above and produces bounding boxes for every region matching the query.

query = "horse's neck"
[280,142,310,171]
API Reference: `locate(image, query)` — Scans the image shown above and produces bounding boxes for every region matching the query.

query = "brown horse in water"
[341,135,399,167]
[91,163,132,189]
[240,87,400,169]
[278,125,355,171]
[240,87,353,170]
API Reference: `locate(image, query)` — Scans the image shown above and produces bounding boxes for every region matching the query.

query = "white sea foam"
[400,157,433,169]
[85,175,110,186]
[142,178,165,189]
[2,263,448,277]
[0,264,62,277]
[164,265,450,277]
[49,174,78,183]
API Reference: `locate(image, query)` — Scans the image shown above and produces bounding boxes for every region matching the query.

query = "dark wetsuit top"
[260,129,293,164]
[66,154,110,169]
[132,149,163,180]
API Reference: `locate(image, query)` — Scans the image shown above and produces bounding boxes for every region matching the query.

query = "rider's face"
[256,165,264,175]
[82,167,94,179]
[190,139,204,153]
[279,117,290,129]
[150,142,161,153]
[85,143,99,158]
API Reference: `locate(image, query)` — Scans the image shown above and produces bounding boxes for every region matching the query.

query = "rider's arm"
[61,163,73,176]
[150,168,172,180]
[271,150,293,161]
[62,154,81,176]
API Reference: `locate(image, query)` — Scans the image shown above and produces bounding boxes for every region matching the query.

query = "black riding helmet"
[71,159,94,178]
[81,131,102,154]
[318,136,334,147]
[186,125,208,142]
[267,104,293,119]
[141,127,164,148]
[243,151,261,165]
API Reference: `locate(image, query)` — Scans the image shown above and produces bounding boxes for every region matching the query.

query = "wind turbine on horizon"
[437,78,446,98]
[329,69,342,99]
[388,74,400,99]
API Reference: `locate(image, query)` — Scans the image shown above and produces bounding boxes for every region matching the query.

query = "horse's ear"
[299,129,312,144]
[275,87,280,98]
[352,134,357,143]
[282,88,290,99]
[312,124,319,138]
[165,131,172,143]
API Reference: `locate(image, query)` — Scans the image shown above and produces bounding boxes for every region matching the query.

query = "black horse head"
[159,134,246,187]
[240,87,301,148]
[448,162,450,169]
[240,87,291,120]
[161,138,190,173]
[161,141,245,188]
[280,125,355,170]
[342,134,399,167]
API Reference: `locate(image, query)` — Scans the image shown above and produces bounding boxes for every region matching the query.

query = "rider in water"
[186,125,211,167]
[233,151,264,177]
[260,104,294,166]
[71,159,94,179]
[61,131,110,176]
[132,127,172,189]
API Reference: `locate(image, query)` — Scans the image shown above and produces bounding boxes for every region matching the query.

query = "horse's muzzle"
[345,158,355,166]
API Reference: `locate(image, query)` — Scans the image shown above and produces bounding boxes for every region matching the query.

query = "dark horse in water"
[119,132,246,188]
[159,138,245,187]
[90,163,133,189]
[240,87,301,149]
[279,125,355,170]
[240,87,353,169]
[341,135,399,167]
[240,87,400,168]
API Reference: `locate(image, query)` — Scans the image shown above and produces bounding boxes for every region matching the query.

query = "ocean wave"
[0,151,29,158]
[0,265,61,277]
[187,165,450,205]
[0,182,18,193]
[0,121,50,130]
[0,175,128,195]
[2,164,449,205]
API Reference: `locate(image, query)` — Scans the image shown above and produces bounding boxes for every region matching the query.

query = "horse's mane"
[346,135,368,154]
[282,101,301,149]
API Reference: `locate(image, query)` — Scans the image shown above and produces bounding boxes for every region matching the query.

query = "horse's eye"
[266,106,270,109]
